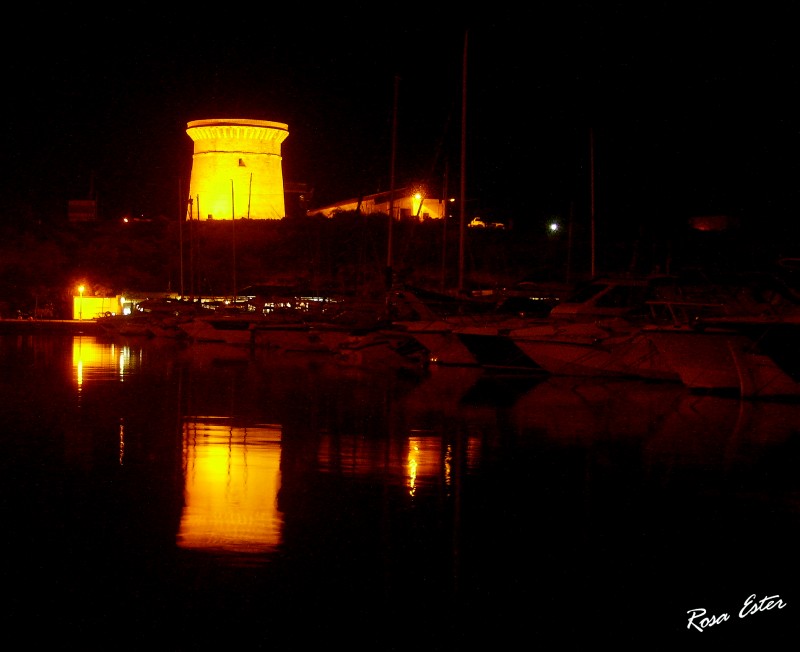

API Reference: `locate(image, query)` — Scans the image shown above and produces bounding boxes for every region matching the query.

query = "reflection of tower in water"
[179,418,283,555]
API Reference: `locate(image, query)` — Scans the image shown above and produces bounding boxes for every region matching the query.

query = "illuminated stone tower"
[186,118,289,220]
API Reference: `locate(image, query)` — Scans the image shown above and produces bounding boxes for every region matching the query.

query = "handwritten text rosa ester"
[687,594,786,632]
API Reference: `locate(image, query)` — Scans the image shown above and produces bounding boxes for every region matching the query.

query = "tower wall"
[186,118,289,220]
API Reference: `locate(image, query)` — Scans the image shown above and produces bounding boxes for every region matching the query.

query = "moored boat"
[454,272,800,398]
[251,321,354,353]
[335,331,431,373]
[643,323,800,399]
[689,313,800,382]
[505,318,679,381]
[177,312,259,344]
[97,312,194,339]
[385,287,537,367]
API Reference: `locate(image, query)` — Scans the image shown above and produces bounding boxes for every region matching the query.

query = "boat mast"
[440,160,449,292]
[247,172,253,219]
[231,180,237,302]
[590,127,596,278]
[195,195,202,302]
[387,75,399,288]
[188,196,195,300]
[458,29,468,294]
[179,178,185,298]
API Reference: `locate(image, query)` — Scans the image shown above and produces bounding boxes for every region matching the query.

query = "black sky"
[3,3,800,250]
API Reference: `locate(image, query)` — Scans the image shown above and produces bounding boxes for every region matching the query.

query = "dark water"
[1,334,798,647]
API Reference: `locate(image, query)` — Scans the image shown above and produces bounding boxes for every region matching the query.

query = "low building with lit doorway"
[307,188,453,221]
[72,293,121,320]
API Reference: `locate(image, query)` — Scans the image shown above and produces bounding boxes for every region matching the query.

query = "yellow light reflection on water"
[406,435,443,497]
[317,431,482,496]
[72,337,133,386]
[408,444,419,496]
[119,419,125,466]
[179,420,283,554]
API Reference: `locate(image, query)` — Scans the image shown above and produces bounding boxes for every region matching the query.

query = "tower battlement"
[186,118,289,220]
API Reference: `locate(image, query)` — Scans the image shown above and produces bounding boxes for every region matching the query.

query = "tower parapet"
[186,118,289,220]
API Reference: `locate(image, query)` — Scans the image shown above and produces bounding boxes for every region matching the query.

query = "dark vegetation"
[1,210,795,319]
[0,213,547,319]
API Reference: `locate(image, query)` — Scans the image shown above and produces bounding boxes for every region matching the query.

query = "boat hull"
[509,321,678,381]
[645,326,800,399]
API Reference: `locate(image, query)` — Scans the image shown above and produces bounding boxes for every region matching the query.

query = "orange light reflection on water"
[317,431,481,497]
[407,436,441,497]
[179,419,283,555]
[72,336,134,386]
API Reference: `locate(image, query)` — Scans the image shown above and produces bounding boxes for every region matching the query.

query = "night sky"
[3,4,800,252]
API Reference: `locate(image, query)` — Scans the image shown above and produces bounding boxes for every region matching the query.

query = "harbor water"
[1,333,798,647]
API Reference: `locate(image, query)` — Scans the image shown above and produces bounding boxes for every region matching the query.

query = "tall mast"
[179,179,185,298]
[195,195,201,301]
[188,196,195,300]
[247,172,253,219]
[458,29,468,294]
[231,180,237,302]
[387,75,399,285]
[590,127,596,278]
[440,160,449,292]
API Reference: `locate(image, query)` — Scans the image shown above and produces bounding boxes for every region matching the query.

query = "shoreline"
[0,318,101,336]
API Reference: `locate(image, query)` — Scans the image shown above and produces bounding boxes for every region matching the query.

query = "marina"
[8,268,800,402]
